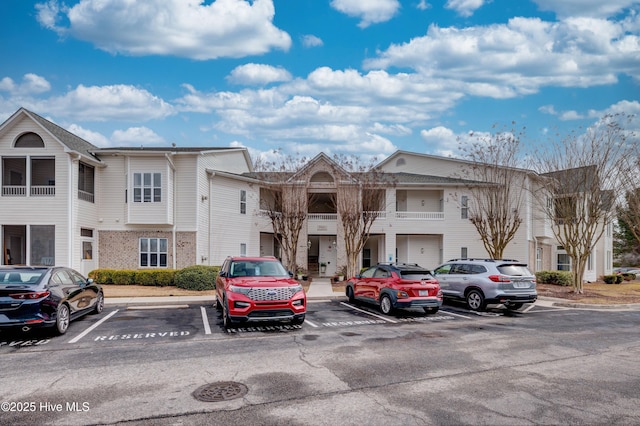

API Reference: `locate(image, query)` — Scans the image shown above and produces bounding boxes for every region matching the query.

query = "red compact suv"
[216,256,306,328]
[345,263,443,315]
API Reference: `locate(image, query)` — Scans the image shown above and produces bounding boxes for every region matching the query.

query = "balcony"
[31,185,56,196]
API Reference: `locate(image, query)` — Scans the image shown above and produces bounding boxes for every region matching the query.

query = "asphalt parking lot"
[0,300,561,351]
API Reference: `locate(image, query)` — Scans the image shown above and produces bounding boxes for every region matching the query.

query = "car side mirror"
[219,271,227,277]
[355,274,361,279]
[288,271,294,277]
[87,278,94,284]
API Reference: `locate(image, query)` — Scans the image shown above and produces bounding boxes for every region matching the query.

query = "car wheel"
[379,294,393,315]
[55,303,70,335]
[92,292,104,314]
[423,307,439,315]
[346,285,355,303]
[506,303,523,310]
[291,314,305,326]
[222,298,234,329]
[215,296,222,311]
[466,290,486,311]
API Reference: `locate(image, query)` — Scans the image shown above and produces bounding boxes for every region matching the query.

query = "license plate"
[513,282,530,288]
[419,290,429,296]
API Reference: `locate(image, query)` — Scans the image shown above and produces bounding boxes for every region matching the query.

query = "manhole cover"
[192,381,248,402]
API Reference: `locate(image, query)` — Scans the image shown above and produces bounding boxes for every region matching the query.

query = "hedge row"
[88,265,220,291]
[535,270,573,286]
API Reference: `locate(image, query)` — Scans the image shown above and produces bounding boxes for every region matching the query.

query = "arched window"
[15,132,45,148]
[310,171,334,183]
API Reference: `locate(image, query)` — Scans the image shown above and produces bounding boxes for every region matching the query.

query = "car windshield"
[0,270,45,285]
[230,260,289,277]
[497,264,533,276]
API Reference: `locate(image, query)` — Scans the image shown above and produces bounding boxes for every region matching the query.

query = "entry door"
[319,236,338,276]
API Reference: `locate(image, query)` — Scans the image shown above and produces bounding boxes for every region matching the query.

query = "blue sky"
[1,0,639,162]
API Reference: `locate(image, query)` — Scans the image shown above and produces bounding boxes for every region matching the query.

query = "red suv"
[345,263,442,315]
[216,256,306,328]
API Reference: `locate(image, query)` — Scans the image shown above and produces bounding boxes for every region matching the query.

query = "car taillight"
[488,275,511,283]
[10,291,50,300]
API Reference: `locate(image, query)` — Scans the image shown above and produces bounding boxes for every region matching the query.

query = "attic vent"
[396,158,406,167]
[15,132,44,148]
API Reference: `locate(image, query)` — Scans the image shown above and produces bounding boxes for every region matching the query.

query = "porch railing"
[2,185,26,196]
[395,211,444,220]
[78,190,95,203]
[31,186,56,196]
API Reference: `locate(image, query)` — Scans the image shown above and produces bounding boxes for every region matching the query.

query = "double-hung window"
[133,172,161,203]
[240,190,246,214]
[140,238,168,267]
[461,196,469,219]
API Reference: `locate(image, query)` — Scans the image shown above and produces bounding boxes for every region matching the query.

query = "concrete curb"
[103,294,639,310]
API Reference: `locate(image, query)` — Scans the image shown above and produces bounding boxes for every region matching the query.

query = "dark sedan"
[0,266,104,335]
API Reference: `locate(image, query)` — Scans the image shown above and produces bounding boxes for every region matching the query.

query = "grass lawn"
[101,280,640,305]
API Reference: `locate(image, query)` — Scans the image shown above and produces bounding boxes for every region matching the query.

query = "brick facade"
[98,230,197,269]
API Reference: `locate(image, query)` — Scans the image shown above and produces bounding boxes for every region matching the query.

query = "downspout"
[165,153,177,270]
[69,153,81,268]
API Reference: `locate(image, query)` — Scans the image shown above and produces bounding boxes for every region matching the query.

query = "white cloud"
[66,123,111,147]
[36,0,291,60]
[227,63,292,86]
[364,15,639,98]
[0,74,51,95]
[445,0,487,18]
[111,126,165,145]
[416,1,431,11]
[301,34,323,48]
[532,0,640,19]
[330,0,400,28]
[42,84,174,121]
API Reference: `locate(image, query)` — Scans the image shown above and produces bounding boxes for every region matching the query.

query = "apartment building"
[0,108,613,279]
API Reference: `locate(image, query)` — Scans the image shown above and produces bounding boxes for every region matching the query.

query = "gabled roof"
[2,108,102,162]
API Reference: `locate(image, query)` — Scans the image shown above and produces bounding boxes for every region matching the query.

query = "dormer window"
[15,132,44,148]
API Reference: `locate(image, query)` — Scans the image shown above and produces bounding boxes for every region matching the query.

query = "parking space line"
[201,306,212,335]
[439,309,472,319]
[68,310,119,344]
[522,304,535,313]
[304,318,319,328]
[339,302,398,323]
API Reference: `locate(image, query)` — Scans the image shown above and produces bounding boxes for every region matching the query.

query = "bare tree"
[456,124,527,259]
[530,116,632,293]
[254,153,312,273]
[329,155,394,278]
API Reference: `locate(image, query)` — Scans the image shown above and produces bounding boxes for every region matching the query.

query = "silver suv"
[433,258,537,311]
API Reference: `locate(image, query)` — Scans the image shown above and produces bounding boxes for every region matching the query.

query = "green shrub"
[603,274,623,284]
[111,270,137,285]
[616,274,624,284]
[134,270,176,286]
[622,273,636,281]
[535,270,573,286]
[89,269,116,284]
[175,265,219,291]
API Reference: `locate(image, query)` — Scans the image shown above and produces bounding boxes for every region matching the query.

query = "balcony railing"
[78,190,95,203]
[258,209,441,220]
[308,213,338,221]
[31,185,55,196]
[2,185,26,196]
[395,211,444,220]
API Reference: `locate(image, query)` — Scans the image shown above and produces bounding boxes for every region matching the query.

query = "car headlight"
[229,285,251,295]
[290,284,303,294]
